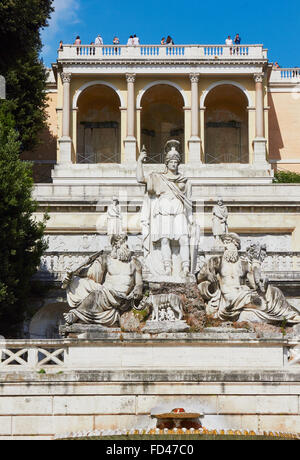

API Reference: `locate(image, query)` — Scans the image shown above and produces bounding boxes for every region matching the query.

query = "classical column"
[124,73,137,163]
[200,106,206,161]
[59,72,72,163]
[253,73,267,165]
[188,74,202,163]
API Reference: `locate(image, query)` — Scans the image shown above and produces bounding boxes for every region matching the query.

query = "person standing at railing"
[233,33,241,55]
[234,33,241,44]
[161,37,166,45]
[95,34,103,45]
[127,35,134,46]
[74,36,81,55]
[113,36,120,54]
[59,40,63,50]
[166,35,174,45]
[133,34,140,45]
[90,41,95,55]
[225,35,233,55]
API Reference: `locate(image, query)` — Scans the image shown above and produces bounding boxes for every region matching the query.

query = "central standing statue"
[137,141,198,279]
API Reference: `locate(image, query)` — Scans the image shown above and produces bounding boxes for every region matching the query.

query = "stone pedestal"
[253,137,268,165]
[59,323,121,339]
[58,136,72,164]
[124,137,137,163]
[188,137,202,163]
[143,320,189,333]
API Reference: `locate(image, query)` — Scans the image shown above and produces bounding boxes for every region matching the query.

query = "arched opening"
[77,85,121,163]
[204,84,248,163]
[141,84,184,163]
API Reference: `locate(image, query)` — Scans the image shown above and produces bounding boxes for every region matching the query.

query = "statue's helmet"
[164,140,181,165]
[220,232,241,250]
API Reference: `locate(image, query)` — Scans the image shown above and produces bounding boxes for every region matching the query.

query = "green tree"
[0,120,48,335]
[274,170,300,183]
[0,0,54,151]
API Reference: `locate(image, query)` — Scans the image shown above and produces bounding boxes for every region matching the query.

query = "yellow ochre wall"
[269,91,300,173]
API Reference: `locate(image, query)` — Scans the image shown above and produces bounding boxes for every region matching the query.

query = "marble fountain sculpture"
[60,141,300,335]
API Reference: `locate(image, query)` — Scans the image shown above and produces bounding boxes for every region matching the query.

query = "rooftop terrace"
[58,44,268,61]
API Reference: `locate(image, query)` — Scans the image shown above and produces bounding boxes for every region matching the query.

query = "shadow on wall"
[29,302,70,339]
[21,125,57,183]
[268,93,284,170]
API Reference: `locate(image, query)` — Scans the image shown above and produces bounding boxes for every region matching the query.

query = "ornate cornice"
[58,59,267,67]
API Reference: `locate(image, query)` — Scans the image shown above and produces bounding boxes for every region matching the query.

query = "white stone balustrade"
[58,44,267,61]
[37,251,300,281]
[270,68,300,83]
[0,344,66,370]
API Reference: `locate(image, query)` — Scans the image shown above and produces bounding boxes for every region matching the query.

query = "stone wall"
[1,335,300,439]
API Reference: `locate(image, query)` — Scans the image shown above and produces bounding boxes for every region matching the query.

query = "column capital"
[190,73,200,83]
[61,72,72,84]
[253,73,264,84]
[126,73,136,84]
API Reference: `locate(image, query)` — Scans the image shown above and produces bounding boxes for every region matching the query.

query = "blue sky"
[41,0,299,68]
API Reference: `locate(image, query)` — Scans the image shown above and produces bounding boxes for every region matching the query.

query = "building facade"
[2,43,300,440]
[30,43,300,178]
[25,43,300,291]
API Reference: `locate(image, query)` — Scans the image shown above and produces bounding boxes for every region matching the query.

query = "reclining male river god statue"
[197,233,300,325]
[62,234,143,327]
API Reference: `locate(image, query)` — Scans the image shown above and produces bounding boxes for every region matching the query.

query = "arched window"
[77,85,121,163]
[204,84,249,163]
[140,84,184,163]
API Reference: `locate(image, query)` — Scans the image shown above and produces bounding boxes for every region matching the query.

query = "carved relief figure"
[197,233,300,325]
[137,141,198,278]
[62,234,143,327]
[107,196,122,237]
[212,198,228,247]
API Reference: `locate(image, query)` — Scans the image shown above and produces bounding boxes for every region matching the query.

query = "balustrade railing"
[0,342,67,370]
[76,151,121,164]
[58,44,266,61]
[37,251,300,282]
[270,68,300,82]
